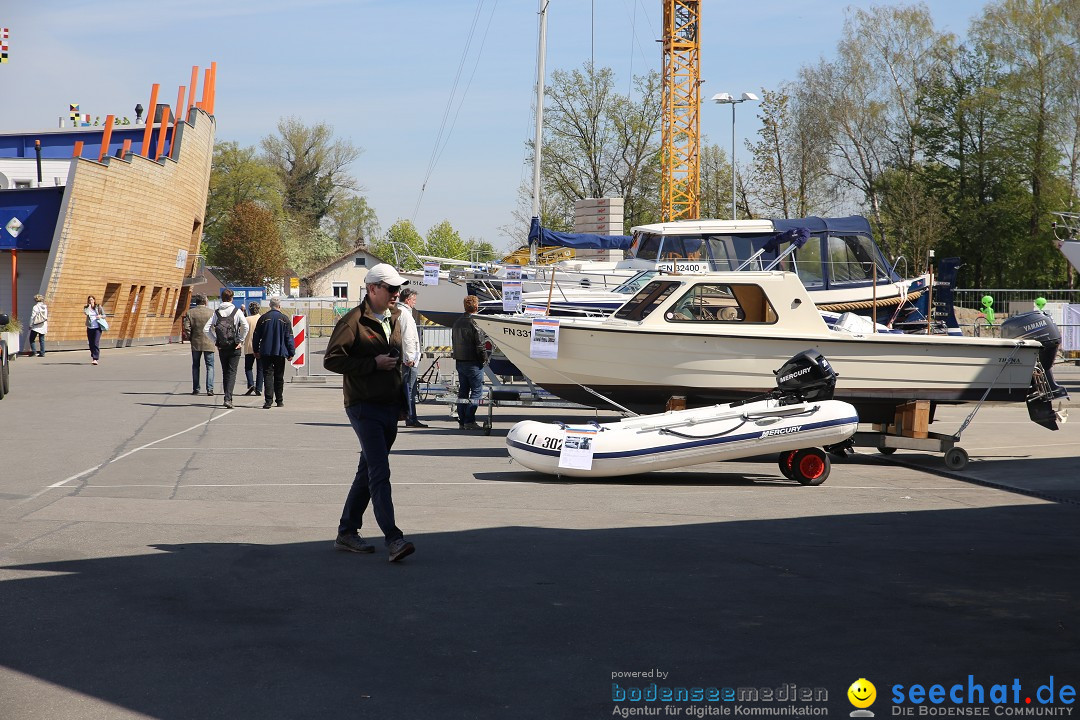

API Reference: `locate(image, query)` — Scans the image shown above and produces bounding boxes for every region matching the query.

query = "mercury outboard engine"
[773,349,838,405]
[1000,311,1068,430]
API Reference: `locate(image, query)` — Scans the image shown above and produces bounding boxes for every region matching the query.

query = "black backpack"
[215,306,239,349]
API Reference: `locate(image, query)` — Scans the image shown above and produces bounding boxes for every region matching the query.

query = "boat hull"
[475,315,1042,424]
[506,399,859,478]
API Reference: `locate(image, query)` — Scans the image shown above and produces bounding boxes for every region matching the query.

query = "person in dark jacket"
[451,295,488,430]
[182,294,215,396]
[252,296,295,409]
[323,263,415,563]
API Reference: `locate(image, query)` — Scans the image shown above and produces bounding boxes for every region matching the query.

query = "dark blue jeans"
[244,353,263,393]
[192,349,215,393]
[86,328,101,360]
[29,330,45,356]
[338,402,403,545]
[456,361,484,425]
[401,363,418,423]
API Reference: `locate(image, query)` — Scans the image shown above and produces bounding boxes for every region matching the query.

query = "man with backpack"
[203,288,248,409]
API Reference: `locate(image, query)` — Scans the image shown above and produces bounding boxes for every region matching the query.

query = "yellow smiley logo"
[848,678,876,709]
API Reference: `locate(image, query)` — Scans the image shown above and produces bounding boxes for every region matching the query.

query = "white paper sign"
[1063,305,1080,353]
[175,248,188,269]
[558,427,597,470]
[423,261,440,285]
[530,317,560,358]
[502,281,522,312]
[505,264,522,281]
[523,305,548,317]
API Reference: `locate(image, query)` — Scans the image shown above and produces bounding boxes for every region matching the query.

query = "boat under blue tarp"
[528,216,632,251]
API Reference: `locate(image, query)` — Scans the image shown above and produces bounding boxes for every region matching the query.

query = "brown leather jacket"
[323,297,403,408]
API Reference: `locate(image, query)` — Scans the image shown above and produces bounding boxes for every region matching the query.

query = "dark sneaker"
[405,421,429,428]
[224,401,234,409]
[275,400,284,407]
[191,390,200,395]
[207,390,214,396]
[335,534,375,554]
[244,387,257,396]
[461,422,483,430]
[263,402,272,409]
[388,538,415,563]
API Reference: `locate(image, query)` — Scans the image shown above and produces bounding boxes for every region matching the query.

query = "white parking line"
[46,411,235,489]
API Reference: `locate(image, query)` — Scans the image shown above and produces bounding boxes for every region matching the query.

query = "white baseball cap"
[366,263,409,287]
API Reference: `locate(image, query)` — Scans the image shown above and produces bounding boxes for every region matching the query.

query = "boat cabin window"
[630,233,662,261]
[665,283,777,324]
[793,237,824,288]
[614,271,658,294]
[827,235,891,285]
[613,281,681,321]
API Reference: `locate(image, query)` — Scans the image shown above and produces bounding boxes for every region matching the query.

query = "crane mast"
[660,0,701,222]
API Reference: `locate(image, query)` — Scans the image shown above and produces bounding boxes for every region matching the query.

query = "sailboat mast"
[532,0,548,221]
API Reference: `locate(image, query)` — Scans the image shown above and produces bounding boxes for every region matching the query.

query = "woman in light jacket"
[84,295,106,365]
[28,294,48,357]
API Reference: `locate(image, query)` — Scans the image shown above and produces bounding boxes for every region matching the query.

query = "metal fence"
[954,289,1080,313]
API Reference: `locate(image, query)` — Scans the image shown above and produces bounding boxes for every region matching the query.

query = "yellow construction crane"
[661,0,701,222]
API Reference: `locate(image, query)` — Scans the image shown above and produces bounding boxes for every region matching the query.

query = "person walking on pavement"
[398,287,427,428]
[452,294,488,430]
[323,263,415,563]
[84,295,106,365]
[28,294,48,357]
[182,294,215,396]
[243,301,264,397]
[204,289,248,409]
[252,297,295,409]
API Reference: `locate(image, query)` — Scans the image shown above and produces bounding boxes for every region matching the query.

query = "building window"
[354,257,366,267]
[14,180,32,189]
[332,282,349,299]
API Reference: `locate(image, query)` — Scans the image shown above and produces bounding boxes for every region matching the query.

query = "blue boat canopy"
[770,216,873,235]
[529,217,633,251]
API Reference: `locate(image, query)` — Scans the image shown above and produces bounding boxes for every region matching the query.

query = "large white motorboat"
[472,269,1062,426]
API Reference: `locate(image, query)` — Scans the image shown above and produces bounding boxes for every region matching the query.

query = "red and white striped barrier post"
[291,314,307,368]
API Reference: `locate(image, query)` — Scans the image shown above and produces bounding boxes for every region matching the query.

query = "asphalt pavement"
[1,345,1078,719]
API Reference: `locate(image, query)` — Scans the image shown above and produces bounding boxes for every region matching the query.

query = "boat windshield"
[826,234,893,284]
[613,281,681,321]
[613,271,658,294]
[664,283,778,324]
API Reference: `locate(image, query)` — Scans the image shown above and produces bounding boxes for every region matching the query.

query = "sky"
[1,0,990,253]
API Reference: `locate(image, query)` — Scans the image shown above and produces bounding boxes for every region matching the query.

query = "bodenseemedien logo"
[848,678,877,717]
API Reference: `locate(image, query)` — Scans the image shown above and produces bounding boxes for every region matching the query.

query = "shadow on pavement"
[2,504,1078,718]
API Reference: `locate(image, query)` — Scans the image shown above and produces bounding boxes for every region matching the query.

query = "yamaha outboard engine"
[1000,311,1068,430]
[773,349,838,404]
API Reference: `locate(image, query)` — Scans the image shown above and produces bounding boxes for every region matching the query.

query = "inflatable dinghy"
[506,350,859,484]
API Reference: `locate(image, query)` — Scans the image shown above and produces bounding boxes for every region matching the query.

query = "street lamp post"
[711,92,759,220]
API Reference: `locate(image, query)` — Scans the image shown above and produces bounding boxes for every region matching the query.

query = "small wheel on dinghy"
[944,447,969,471]
[778,450,797,480]
[877,446,897,455]
[791,448,831,486]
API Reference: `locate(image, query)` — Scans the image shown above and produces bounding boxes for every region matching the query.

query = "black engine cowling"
[1000,311,1066,397]
[774,349,838,404]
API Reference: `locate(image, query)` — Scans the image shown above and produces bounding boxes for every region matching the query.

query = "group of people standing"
[182,290,295,410]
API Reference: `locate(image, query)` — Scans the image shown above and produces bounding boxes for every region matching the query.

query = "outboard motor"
[773,349,838,405]
[1000,310,1068,430]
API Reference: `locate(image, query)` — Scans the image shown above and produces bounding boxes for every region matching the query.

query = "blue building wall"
[0,125,174,162]
[0,187,65,251]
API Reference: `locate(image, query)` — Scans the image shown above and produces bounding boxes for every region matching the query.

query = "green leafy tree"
[369,219,425,270]
[203,141,282,248]
[425,220,469,260]
[211,202,286,286]
[260,117,361,225]
[326,194,380,250]
[281,219,341,278]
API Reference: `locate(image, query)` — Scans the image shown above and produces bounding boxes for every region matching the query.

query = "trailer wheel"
[778,450,797,480]
[792,448,830,486]
[877,446,897,455]
[944,447,969,471]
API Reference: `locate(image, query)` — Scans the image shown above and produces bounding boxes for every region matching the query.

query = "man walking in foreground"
[323,263,416,563]
[183,294,215,397]
[252,297,295,409]
[204,289,248,409]
[452,294,488,430]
